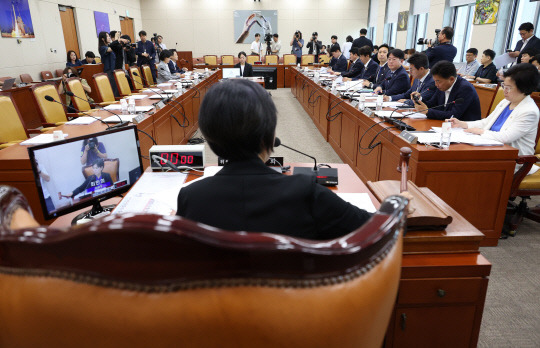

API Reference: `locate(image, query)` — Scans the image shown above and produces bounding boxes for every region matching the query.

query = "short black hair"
[346,35,353,42]
[121,34,131,43]
[431,61,457,79]
[349,47,359,56]
[389,49,404,60]
[199,79,277,160]
[466,48,478,56]
[157,35,163,39]
[330,45,341,53]
[373,45,379,50]
[238,51,247,58]
[378,44,389,52]
[483,49,495,61]
[358,46,372,57]
[110,30,118,39]
[518,22,534,32]
[85,51,95,58]
[441,26,454,40]
[521,47,539,57]
[139,30,147,37]
[159,49,172,61]
[93,158,105,169]
[331,35,338,40]
[531,54,540,64]
[255,33,261,37]
[407,53,429,70]
[273,33,278,38]
[360,28,368,35]
[503,63,539,95]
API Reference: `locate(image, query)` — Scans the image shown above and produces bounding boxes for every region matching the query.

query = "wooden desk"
[48,162,490,348]
[291,69,516,246]
[0,71,219,225]
[193,63,300,88]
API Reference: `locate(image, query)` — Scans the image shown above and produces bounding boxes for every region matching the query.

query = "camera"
[312,32,318,40]
[295,30,300,39]
[67,73,75,78]
[417,29,441,47]
[264,33,272,43]
[88,139,97,150]
[412,94,421,104]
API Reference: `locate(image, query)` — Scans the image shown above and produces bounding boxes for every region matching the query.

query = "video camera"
[417,29,441,47]
[264,33,272,43]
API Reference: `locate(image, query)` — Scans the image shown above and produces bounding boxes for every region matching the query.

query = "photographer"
[109,32,132,70]
[270,33,281,55]
[306,32,322,56]
[98,31,119,97]
[136,30,157,82]
[424,27,457,68]
[80,137,107,166]
[290,31,304,64]
[57,67,93,113]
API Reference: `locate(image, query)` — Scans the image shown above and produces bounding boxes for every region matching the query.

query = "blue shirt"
[490,105,513,131]
[292,38,304,58]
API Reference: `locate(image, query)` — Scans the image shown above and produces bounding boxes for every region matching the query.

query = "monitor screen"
[28,126,143,220]
[222,68,241,78]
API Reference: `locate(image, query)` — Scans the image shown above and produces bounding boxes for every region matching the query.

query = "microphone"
[44,95,116,129]
[274,137,338,186]
[64,91,128,127]
[152,154,180,172]
[400,98,464,119]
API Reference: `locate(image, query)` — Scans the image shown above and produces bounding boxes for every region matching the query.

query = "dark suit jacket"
[424,76,481,121]
[391,73,435,106]
[341,58,364,78]
[515,35,540,63]
[351,36,373,50]
[425,42,457,68]
[474,62,498,83]
[168,60,182,74]
[307,40,322,55]
[136,41,156,66]
[374,65,409,96]
[72,172,113,197]
[329,54,348,73]
[355,59,379,82]
[234,63,254,77]
[373,63,389,85]
[177,158,371,240]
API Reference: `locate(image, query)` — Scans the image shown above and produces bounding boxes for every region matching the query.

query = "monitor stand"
[71,201,116,225]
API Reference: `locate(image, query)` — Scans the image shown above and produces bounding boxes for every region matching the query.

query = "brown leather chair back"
[221,55,234,65]
[19,74,33,84]
[41,71,54,81]
[114,70,132,97]
[55,69,64,78]
[93,73,115,103]
[30,82,68,126]
[0,194,406,348]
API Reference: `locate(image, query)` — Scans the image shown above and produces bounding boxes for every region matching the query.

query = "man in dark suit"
[329,35,340,52]
[425,27,457,68]
[328,46,348,73]
[306,32,323,56]
[351,28,373,50]
[234,51,254,77]
[509,22,540,63]
[339,47,364,78]
[373,49,410,96]
[386,53,435,106]
[136,30,157,81]
[363,44,389,88]
[413,61,481,121]
[353,46,378,82]
[63,158,113,198]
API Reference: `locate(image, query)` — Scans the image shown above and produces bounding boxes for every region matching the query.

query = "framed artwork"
[94,11,110,37]
[234,10,277,44]
[0,0,35,38]
[474,0,500,25]
[397,11,408,31]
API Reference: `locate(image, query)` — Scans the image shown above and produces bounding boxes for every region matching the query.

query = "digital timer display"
[157,153,195,165]
[149,145,205,170]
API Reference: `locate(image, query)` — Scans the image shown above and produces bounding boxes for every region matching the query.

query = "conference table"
[48,162,491,348]
[290,68,517,246]
[0,70,219,225]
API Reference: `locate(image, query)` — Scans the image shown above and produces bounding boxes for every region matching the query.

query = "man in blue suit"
[509,22,540,63]
[136,30,157,82]
[363,44,389,88]
[351,46,378,82]
[425,27,457,68]
[328,46,348,73]
[373,49,410,96]
[338,47,364,78]
[413,61,481,121]
[385,53,435,106]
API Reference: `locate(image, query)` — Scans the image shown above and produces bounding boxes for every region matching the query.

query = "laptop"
[222,68,241,78]
[1,78,16,91]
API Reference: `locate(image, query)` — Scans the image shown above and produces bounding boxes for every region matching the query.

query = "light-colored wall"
[0,0,142,82]
[139,0,369,58]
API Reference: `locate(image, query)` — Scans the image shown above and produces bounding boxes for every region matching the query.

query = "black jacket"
[307,39,323,55]
[514,35,540,63]
[341,58,364,78]
[72,172,113,197]
[424,76,481,121]
[177,158,371,240]
[351,36,373,50]
[234,62,254,77]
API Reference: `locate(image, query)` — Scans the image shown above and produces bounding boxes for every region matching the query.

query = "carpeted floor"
[200,88,540,347]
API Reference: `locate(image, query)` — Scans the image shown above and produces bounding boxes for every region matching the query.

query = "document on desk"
[65,117,100,125]
[126,94,148,100]
[336,193,377,213]
[20,133,69,145]
[413,128,504,146]
[112,172,187,215]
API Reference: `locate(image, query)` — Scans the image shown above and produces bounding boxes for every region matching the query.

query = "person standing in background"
[343,36,353,60]
[290,30,304,64]
[270,34,281,55]
[251,33,262,59]
[330,35,340,52]
[352,29,373,50]
[425,27,457,68]
[98,31,118,97]
[307,32,322,56]
[509,22,540,63]
[136,30,157,82]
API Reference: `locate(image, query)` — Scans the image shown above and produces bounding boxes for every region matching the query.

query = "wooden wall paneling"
[327,108,342,150]
[316,88,329,140]
[339,108,359,167]
[284,66,293,87]
[59,6,80,59]
[136,118,155,170]
[176,51,194,71]
[119,17,135,44]
[154,109,173,146]
[355,124,382,183]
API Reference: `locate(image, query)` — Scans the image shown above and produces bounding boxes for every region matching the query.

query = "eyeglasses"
[501,83,514,92]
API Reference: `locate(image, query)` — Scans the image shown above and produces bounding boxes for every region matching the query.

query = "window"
[385,23,397,47]
[506,0,540,50]
[413,13,429,52]
[452,4,475,62]
[368,27,376,43]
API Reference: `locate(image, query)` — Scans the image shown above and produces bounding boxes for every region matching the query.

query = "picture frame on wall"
[94,11,110,37]
[397,11,408,31]
[0,0,35,38]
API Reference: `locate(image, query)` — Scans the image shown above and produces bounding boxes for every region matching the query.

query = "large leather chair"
[318,54,331,64]
[113,70,134,97]
[141,64,156,87]
[283,54,296,65]
[92,73,118,105]
[221,55,234,65]
[246,55,259,65]
[82,158,119,182]
[265,55,279,65]
[30,83,71,127]
[128,66,144,91]
[0,185,406,348]
[301,54,315,65]
[203,55,217,65]
[65,77,94,112]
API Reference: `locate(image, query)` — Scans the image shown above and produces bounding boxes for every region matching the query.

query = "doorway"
[59,5,80,59]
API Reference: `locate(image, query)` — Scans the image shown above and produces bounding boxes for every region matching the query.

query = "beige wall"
[140,0,369,58]
[0,0,142,82]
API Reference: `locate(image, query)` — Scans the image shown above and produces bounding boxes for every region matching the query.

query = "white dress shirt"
[444,79,457,105]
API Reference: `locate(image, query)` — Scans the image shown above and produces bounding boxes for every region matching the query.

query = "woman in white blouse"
[451,64,540,173]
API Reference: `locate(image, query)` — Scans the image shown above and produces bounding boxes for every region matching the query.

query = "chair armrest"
[510,155,540,196]
[66,113,81,118]
[27,129,43,134]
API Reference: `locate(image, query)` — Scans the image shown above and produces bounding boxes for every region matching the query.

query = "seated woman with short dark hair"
[176,79,372,240]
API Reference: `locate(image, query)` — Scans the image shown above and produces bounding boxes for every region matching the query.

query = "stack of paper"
[335,193,377,213]
[125,94,147,100]
[65,117,100,125]
[104,104,122,110]
[20,133,69,146]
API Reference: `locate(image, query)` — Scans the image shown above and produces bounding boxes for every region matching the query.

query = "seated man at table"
[412,61,481,121]
[350,46,379,82]
[337,47,364,79]
[157,50,181,84]
[176,79,373,240]
[465,49,498,84]
[373,49,410,96]
[60,159,113,199]
[363,44,389,87]
[168,50,186,77]
[384,52,435,106]
[327,46,348,74]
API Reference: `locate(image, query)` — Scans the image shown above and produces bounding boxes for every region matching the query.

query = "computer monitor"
[28,125,143,222]
[1,78,16,91]
[222,68,241,78]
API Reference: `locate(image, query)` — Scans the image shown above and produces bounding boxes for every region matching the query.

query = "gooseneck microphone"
[63,91,128,127]
[152,154,180,172]
[399,98,464,119]
[44,95,115,129]
[274,137,317,171]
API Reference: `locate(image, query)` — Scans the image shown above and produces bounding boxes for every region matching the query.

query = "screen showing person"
[28,126,143,219]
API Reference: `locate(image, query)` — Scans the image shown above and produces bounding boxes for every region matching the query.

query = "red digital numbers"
[160,153,194,165]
